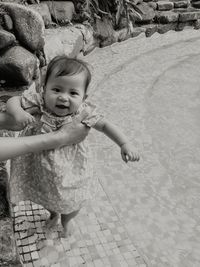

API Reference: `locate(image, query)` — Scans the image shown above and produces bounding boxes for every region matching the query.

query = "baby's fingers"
[22,115,35,127]
[127,152,140,162]
[27,114,35,123]
[121,151,128,163]
[132,153,140,162]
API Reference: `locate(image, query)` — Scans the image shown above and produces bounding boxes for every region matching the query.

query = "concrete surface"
[86,28,200,267]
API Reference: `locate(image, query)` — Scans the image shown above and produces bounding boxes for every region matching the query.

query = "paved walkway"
[13,28,200,267]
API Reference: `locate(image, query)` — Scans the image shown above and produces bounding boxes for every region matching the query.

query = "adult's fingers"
[26,107,40,115]
[75,107,90,123]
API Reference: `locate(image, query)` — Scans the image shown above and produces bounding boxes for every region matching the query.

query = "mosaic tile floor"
[12,184,147,267]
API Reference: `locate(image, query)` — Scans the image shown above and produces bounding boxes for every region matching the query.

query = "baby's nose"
[58,95,68,101]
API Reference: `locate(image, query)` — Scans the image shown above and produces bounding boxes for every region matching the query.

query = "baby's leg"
[61,210,79,237]
[45,210,59,230]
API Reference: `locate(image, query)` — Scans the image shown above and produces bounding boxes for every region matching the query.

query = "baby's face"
[44,72,86,117]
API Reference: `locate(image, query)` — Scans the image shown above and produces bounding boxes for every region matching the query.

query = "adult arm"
[0,111,89,161]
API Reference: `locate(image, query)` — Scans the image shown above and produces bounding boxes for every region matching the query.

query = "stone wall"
[0,0,200,90]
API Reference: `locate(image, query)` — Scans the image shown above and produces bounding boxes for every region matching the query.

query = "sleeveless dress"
[10,83,103,214]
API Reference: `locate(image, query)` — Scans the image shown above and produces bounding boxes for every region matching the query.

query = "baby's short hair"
[44,56,91,92]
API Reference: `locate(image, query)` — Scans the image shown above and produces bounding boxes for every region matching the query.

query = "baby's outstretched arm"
[6,96,35,127]
[93,118,140,163]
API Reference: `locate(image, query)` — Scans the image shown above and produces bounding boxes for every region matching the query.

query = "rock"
[192,1,200,8]
[148,2,158,10]
[131,27,146,37]
[179,11,200,21]
[3,14,13,31]
[0,163,10,218]
[0,0,23,3]
[95,17,115,38]
[43,26,83,64]
[95,17,117,47]
[115,28,130,42]
[29,3,52,26]
[0,29,16,49]
[116,27,145,41]
[157,22,177,33]
[0,46,38,86]
[174,0,189,8]
[43,1,75,23]
[0,163,22,266]
[117,17,128,29]
[145,24,158,36]
[157,1,174,10]
[0,2,45,51]
[135,2,156,22]
[194,18,200,28]
[156,11,179,23]
[175,20,194,30]
[74,24,97,55]
[0,218,22,266]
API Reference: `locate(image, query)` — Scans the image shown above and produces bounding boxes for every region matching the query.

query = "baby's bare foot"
[61,220,74,238]
[45,212,59,230]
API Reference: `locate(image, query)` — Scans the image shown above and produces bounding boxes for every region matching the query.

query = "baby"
[7,56,139,237]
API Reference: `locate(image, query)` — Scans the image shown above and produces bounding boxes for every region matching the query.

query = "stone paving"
[12,28,200,267]
[13,187,146,267]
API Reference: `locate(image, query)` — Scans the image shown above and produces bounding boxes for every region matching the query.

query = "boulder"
[135,3,156,22]
[157,1,174,10]
[0,218,22,266]
[29,3,52,26]
[174,0,189,8]
[74,24,97,55]
[179,10,200,21]
[0,2,45,51]
[192,1,200,7]
[95,17,117,47]
[194,18,200,28]
[0,29,16,50]
[0,46,38,86]
[0,163,22,267]
[43,1,75,22]
[148,2,158,10]
[0,0,23,2]
[145,24,158,36]
[157,22,177,33]
[156,11,179,23]
[43,26,83,64]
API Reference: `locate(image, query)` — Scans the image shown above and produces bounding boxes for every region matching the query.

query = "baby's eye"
[70,91,78,96]
[52,88,60,93]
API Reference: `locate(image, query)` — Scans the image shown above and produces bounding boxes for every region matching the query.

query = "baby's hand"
[15,110,35,127]
[121,143,140,163]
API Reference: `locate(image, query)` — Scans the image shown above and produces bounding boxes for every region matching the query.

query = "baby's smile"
[53,103,71,117]
[55,104,69,109]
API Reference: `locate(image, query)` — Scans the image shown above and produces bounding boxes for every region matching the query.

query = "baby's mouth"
[55,104,69,109]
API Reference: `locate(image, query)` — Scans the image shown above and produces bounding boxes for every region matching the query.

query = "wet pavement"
[13,28,200,267]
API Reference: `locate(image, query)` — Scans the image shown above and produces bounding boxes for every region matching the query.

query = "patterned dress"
[10,84,103,214]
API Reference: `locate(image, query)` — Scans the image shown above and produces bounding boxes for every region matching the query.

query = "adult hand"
[0,107,40,131]
[57,109,90,146]
[0,112,25,131]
